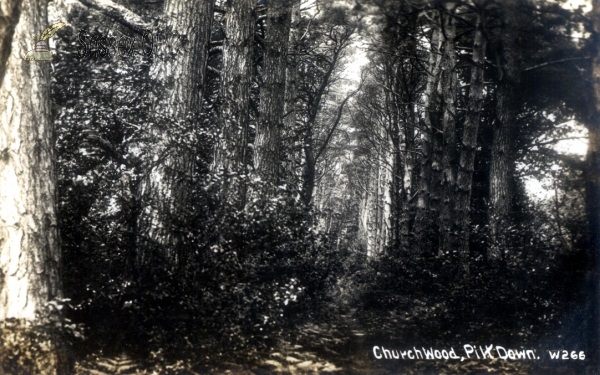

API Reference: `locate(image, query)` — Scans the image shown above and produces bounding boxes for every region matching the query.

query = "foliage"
[44,0,596,371]
[0,300,79,375]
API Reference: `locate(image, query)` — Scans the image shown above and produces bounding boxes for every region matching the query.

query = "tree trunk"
[375,162,382,255]
[389,87,403,250]
[456,5,487,273]
[415,17,442,254]
[489,82,517,261]
[0,0,66,372]
[283,0,301,177]
[301,129,315,207]
[439,8,458,256]
[0,0,60,323]
[430,89,444,254]
[400,101,416,244]
[488,12,521,261]
[386,10,418,252]
[150,0,213,115]
[137,0,214,266]
[585,0,600,366]
[358,170,371,252]
[214,0,255,210]
[366,163,379,256]
[299,35,348,209]
[380,141,393,255]
[254,0,292,194]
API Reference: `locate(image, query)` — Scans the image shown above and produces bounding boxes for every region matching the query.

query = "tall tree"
[488,0,523,261]
[297,16,356,207]
[0,0,65,372]
[283,0,302,177]
[415,13,443,254]
[0,0,60,322]
[254,0,293,195]
[351,78,394,257]
[214,0,256,209]
[455,0,487,271]
[438,4,459,256]
[137,0,214,266]
[373,0,421,252]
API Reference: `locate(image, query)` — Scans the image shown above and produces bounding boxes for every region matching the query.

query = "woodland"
[0,0,599,373]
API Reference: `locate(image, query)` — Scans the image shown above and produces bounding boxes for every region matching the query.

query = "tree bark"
[0,0,61,322]
[365,161,379,256]
[254,0,292,195]
[283,0,301,176]
[137,0,214,266]
[358,166,371,252]
[439,8,459,256]
[0,0,66,372]
[455,4,487,273]
[415,17,442,254]
[381,5,419,253]
[400,100,416,245]
[150,0,213,115]
[488,6,521,261]
[388,72,403,250]
[214,0,255,210]
[380,131,393,255]
[301,125,315,207]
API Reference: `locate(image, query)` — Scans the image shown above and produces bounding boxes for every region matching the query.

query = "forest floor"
[74,294,589,374]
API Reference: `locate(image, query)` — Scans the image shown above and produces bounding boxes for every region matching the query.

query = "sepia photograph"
[0,0,599,373]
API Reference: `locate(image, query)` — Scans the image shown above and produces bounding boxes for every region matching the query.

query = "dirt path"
[254,306,579,375]
[74,304,588,374]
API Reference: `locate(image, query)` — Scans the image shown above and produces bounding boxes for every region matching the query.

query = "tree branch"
[78,0,151,31]
[528,147,586,171]
[523,57,591,72]
[314,84,363,163]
